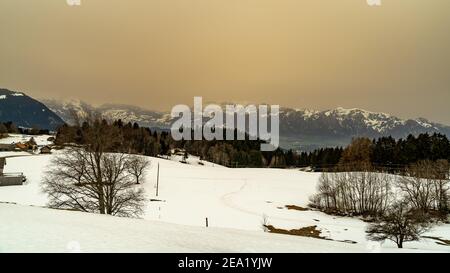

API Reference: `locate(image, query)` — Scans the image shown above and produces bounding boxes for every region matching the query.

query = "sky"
[0,0,449,124]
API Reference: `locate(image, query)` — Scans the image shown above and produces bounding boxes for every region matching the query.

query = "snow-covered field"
[0,203,366,253]
[0,143,449,252]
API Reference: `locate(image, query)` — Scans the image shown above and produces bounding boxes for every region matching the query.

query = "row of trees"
[310,160,450,216]
[56,120,278,167]
[309,160,450,248]
[204,132,450,169]
[304,133,450,170]
[0,121,51,136]
[183,132,450,170]
[398,160,449,213]
[0,121,19,137]
[54,116,450,170]
[55,120,172,157]
[372,134,450,165]
[309,167,392,216]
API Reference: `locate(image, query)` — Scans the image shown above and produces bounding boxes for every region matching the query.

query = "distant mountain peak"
[42,99,169,128]
[0,88,65,130]
[330,107,391,116]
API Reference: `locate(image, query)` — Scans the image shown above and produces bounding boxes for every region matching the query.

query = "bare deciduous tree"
[42,117,148,218]
[366,201,431,248]
[398,160,450,213]
[309,169,392,216]
[434,160,450,213]
[127,156,150,184]
[338,138,373,170]
[42,147,147,217]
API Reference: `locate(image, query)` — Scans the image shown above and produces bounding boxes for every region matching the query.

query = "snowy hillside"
[0,203,368,253]
[0,149,449,252]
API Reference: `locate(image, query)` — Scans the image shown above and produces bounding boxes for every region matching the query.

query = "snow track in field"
[220,180,253,216]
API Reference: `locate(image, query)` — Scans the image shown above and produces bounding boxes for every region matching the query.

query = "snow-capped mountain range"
[278,107,450,150]
[42,99,450,151]
[42,99,172,129]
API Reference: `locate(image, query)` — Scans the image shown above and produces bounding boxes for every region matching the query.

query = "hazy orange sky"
[1,0,449,123]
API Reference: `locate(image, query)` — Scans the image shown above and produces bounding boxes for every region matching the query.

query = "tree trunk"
[98,193,106,214]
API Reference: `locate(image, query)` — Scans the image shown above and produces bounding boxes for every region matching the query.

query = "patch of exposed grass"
[265,224,357,244]
[264,225,324,239]
[285,205,309,211]
[422,236,450,246]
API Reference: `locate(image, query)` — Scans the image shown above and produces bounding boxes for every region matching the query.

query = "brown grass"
[422,236,450,246]
[285,205,309,211]
[265,224,357,244]
[264,225,324,239]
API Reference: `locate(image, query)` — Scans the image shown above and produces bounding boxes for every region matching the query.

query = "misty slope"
[42,100,450,150]
[0,89,64,130]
